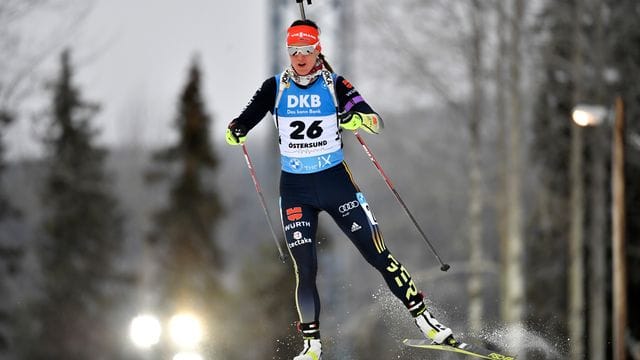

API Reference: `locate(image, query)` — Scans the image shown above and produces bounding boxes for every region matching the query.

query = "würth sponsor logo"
[284,221,311,231]
[286,207,303,221]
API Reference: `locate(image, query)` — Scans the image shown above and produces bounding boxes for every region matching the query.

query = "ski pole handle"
[241,144,288,263]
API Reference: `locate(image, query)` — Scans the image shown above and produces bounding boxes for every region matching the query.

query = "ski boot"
[294,322,321,360]
[408,295,457,346]
[293,338,322,360]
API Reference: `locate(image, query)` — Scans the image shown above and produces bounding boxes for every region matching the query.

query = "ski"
[403,339,516,359]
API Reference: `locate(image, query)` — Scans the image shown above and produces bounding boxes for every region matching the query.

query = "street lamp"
[129,314,162,349]
[572,104,609,126]
[129,310,209,360]
[168,313,204,349]
[571,96,627,360]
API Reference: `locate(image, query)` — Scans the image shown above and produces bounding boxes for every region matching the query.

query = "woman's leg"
[280,199,322,339]
[321,164,455,344]
[326,190,424,308]
[328,193,455,343]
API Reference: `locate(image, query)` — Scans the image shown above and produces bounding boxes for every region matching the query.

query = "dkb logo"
[287,94,321,108]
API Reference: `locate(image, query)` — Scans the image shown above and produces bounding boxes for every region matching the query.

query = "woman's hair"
[289,19,319,29]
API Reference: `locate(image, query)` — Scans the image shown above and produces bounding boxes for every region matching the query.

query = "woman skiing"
[226,19,459,359]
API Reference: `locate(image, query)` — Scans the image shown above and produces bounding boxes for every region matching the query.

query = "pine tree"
[147,57,224,357]
[0,111,15,219]
[31,49,125,360]
[0,110,20,358]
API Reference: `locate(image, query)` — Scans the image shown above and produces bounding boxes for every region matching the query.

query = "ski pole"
[241,143,287,263]
[353,131,450,272]
[291,0,447,270]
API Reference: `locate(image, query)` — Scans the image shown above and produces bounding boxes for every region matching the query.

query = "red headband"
[287,25,320,47]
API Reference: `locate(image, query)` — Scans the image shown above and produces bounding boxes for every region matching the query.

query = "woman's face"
[288,43,319,76]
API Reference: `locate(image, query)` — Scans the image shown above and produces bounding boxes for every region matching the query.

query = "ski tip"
[403,339,431,346]
[403,338,517,359]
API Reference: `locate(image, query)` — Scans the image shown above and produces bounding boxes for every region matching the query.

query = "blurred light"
[129,314,161,349]
[572,104,608,127]
[173,351,204,360]
[630,132,640,150]
[572,109,598,126]
[169,313,203,349]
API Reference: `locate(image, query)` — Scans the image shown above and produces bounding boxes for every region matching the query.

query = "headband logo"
[290,32,317,40]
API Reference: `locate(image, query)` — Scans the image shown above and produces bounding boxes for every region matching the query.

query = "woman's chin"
[293,66,311,76]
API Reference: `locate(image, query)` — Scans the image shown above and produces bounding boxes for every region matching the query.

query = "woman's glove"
[339,111,382,134]
[225,122,247,145]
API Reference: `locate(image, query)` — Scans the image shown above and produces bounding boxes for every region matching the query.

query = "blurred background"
[0,0,638,359]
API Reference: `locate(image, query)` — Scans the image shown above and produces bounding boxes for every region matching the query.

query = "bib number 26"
[290,120,323,139]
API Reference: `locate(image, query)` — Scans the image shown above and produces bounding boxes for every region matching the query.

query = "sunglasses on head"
[287,42,319,56]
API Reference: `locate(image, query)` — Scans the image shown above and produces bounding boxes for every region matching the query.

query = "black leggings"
[279,162,422,324]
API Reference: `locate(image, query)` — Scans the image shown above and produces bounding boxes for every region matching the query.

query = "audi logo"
[338,200,360,213]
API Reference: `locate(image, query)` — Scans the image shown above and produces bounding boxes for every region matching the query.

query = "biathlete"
[225,19,460,360]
